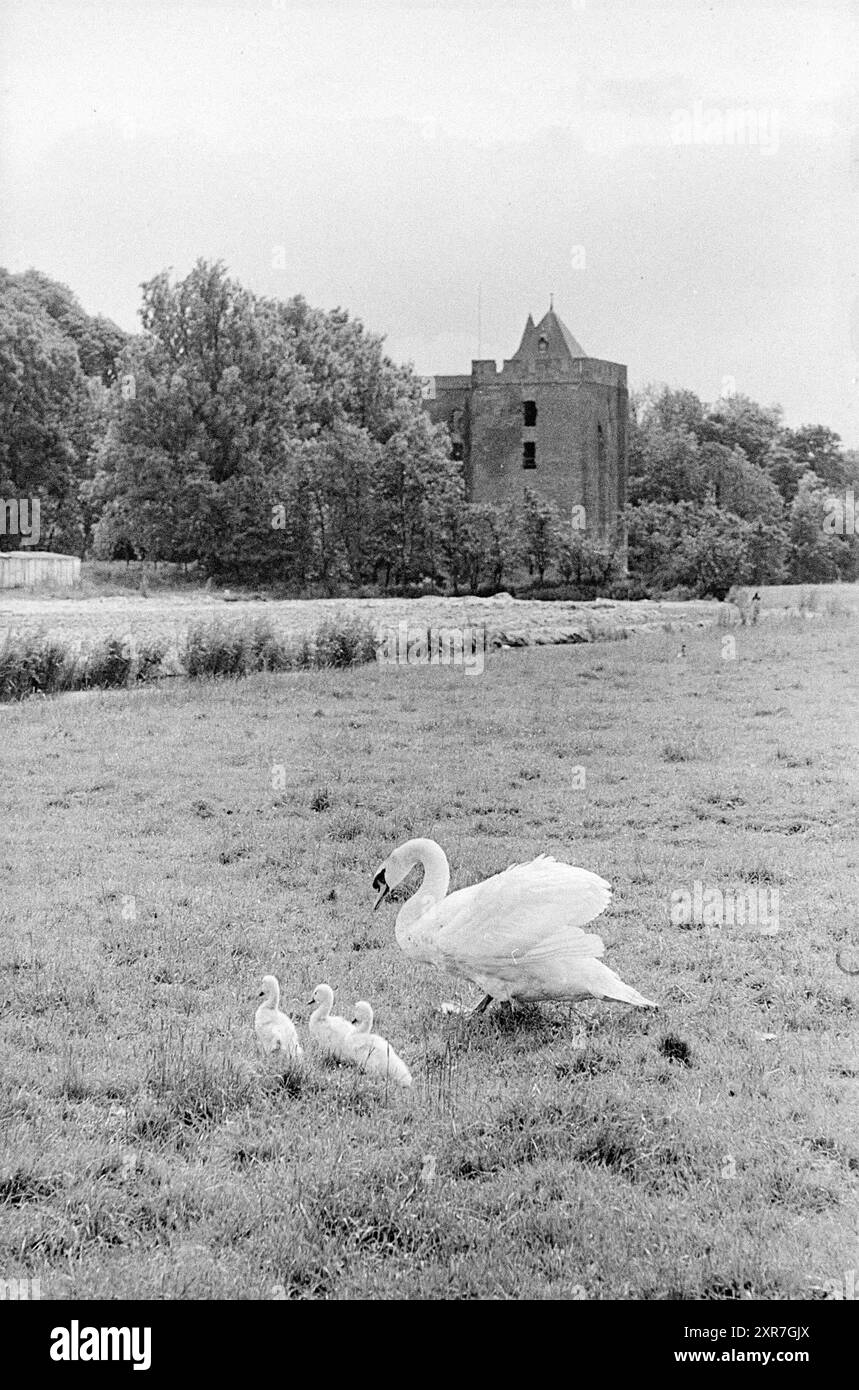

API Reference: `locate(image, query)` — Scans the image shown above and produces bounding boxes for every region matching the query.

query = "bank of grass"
[0,616,856,1299]
[0,617,378,701]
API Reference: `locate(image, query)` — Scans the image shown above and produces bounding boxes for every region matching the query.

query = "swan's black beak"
[372,867,390,911]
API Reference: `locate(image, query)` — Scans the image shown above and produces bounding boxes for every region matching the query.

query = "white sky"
[1,0,857,441]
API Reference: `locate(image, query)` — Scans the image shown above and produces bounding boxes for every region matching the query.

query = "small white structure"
[0,552,81,589]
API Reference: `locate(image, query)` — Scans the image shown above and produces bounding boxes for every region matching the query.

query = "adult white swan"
[372,838,657,1012]
[255,975,303,1059]
[347,1001,413,1087]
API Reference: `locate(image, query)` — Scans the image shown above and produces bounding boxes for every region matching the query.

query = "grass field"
[1,613,857,1300]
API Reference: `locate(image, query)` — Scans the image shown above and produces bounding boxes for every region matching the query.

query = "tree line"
[1,260,856,597]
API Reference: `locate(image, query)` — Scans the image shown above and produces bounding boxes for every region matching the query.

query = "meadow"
[0,612,857,1300]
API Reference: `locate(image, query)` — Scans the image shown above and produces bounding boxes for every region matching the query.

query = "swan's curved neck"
[312,993,331,1022]
[268,983,280,1009]
[396,839,450,934]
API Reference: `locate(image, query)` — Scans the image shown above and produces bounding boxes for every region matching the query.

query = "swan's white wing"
[397,853,655,1007]
[404,857,609,995]
[436,859,608,953]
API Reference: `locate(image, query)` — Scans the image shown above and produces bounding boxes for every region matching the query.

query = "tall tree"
[780,424,846,491]
[628,421,706,505]
[13,269,128,385]
[700,393,782,468]
[699,442,784,522]
[94,260,460,588]
[0,271,96,552]
[93,262,308,573]
[787,470,853,581]
[521,487,562,585]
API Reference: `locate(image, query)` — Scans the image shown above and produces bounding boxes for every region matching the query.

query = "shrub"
[135,640,167,682]
[557,533,620,591]
[291,633,314,670]
[180,617,377,679]
[626,499,755,598]
[244,621,291,672]
[80,636,165,688]
[0,631,168,701]
[0,633,77,701]
[180,621,251,678]
[83,636,135,688]
[606,577,651,601]
[312,618,378,668]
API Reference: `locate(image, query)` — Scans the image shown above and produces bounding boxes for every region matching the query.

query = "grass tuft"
[658,1034,694,1066]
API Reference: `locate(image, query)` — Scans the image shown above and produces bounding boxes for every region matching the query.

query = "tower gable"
[507,306,586,374]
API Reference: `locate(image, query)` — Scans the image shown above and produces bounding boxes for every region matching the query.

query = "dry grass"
[0,586,728,658]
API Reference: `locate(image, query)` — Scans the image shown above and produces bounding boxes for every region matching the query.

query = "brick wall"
[420,331,628,545]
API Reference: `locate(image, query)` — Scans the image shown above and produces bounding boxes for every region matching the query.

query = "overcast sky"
[1,0,856,442]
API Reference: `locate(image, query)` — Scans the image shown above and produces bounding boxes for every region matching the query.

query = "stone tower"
[422,306,627,543]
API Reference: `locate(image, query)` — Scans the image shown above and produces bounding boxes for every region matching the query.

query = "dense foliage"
[2,262,856,596]
[0,269,127,553]
[624,386,858,594]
